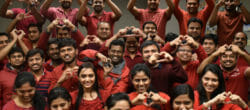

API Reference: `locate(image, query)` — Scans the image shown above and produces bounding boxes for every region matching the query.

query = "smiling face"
[9,52,25,68]
[16,82,36,104]
[202,71,219,94]
[132,71,151,94]
[173,94,193,110]
[92,0,104,13]
[78,68,96,89]
[202,39,217,55]
[108,45,124,65]
[147,0,160,11]
[187,22,201,40]
[232,32,247,49]
[50,97,71,110]
[27,53,44,72]
[59,0,72,9]
[176,45,193,62]
[48,44,60,61]
[186,0,199,14]
[224,0,237,12]
[142,44,159,62]
[220,51,237,71]
[59,46,77,64]
[97,22,111,40]
[126,37,139,54]
[28,26,40,43]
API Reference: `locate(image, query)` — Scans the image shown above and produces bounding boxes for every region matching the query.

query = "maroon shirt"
[146,60,187,94]
[124,50,144,70]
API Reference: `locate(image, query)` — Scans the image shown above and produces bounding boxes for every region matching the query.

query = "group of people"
[0,0,249,110]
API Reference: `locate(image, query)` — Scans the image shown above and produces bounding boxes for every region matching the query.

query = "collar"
[220,64,239,73]
[62,60,82,70]
[57,7,73,14]
[90,10,106,17]
[145,8,160,13]
[124,50,142,57]
[112,60,125,74]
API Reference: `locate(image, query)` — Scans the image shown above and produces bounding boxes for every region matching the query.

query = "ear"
[75,49,79,56]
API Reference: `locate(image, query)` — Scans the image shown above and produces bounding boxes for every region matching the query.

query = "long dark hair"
[170,84,194,106]
[105,93,132,110]
[75,62,101,110]
[14,72,46,110]
[48,87,72,107]
[196,64,225,109]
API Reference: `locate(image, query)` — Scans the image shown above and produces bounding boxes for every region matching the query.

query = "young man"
[140,40,187,94]
[26,49,51,97]
[127,0,174,39]
[77,0,122,35]
[80,40,130,94]
[187,17,203,42]
[197,44,250,102]
[201,34,218,56]
[0,0,44,36]
[161,35,207,89]
[48,38,82,92]
[0,47,26,109]
[209,0,250,45]
[173,0,214,36]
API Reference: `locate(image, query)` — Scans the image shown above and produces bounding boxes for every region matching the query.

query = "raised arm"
[0,31,17,60]
[172,0,183,18]
[202,0,215,18]
[165,0,174,16]
[29,3,45,25]
[106,0,122,21]
[236,0,250,24]
[16,30,29,55]
[127,0,141,18]
[77,0,88,26]
[40,0,53,12]
[5,13,23,34]
[197,45,227,74]
[231,45,250,65]
[208,0,223,27]
[0,0,14,18]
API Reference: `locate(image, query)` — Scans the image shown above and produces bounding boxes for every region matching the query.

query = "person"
[44,38,63,72]
[3,72,46,110]
[70,62,113,110]
[128,63,171,110]
[140,40,187,94]
[77,0,122,35]
[127,0,174,39]
[173,0,214,37]
[80,39,130,94]
[197,45,250,102]
[0,0,44,36]
[231,32,249,67]
[161,35,207,89]
[48,38,83,92]
[186,17,203,42]
[208,0,250,45]
[48,87,72,110]
[0,47,26,109]
[142,22,165,47]
[201,34,218,56]
[26,49,51,97]
[171,84,194,110]
[194,64,248,110]
[105,93,132,110]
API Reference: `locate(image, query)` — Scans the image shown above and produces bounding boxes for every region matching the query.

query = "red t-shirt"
[3,100,34,110]
[85,11,115,36]
[173,0,214,37]
[128,92,171,110]
[136,8,171,39]
[216,11,245,45]
[124,50,144,70]
[193,90,244,110]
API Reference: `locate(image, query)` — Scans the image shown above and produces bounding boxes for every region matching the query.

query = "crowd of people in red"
[0,0,249,109]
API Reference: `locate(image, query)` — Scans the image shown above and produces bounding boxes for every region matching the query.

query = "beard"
[225,5,236,12]
[94,6,103,13]
[64,56,76,64]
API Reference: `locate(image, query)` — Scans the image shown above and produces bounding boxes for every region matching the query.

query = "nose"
[57,107,63,110]
[139,80,144,85]
[179,104,187,110]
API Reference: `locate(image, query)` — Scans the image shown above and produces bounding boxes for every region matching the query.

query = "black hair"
[97,21,110,29]
[56,26,71,33]
[106,92,132,110]
[109,39,125,52]
[8,47,25,58]
[0,32,9,38]
[47,38,60,51]
[140,40,160,54]
[201,34,218,46]
[187,17,203,29]
[197,64,225,109]
[142,21,157,31]
[28,23,42,33]
[58,38,77,50]
[75,62,101,110]
[26,49,44,61]
[186,0,200,3]
[14,72,46,110]
[165,32,179,42]
[170,84,194,108]
[48,87,72,107]
[233,31,248,41]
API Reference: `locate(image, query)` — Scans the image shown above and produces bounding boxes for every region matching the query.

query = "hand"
[170,35,183,47]
[227,92,247,108]
[10,29,19,41]
[15,13,25,21]
[213,92,228,104]
[214,44,228,56]
[217,0,225,7]
[230,44,241,54]
[185,35,199,49]
[96,52,109,63]
[58,68,74,84]
[234,0,240,6]
[116,28,128,37]
[132,92,148,105]
[63,19,75,30]
[148,92,167,106]
[91,35,103,45]
[102,59,113,78]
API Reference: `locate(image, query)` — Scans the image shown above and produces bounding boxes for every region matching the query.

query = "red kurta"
[3,100,34,110]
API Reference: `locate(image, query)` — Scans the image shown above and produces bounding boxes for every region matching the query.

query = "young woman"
[171,84,194,110]
[105,92,131,110]
[71,62,113,110]
[194,64,248,110]
[128,63,170,110]
[3,72,46,110]
[48,87,72,110]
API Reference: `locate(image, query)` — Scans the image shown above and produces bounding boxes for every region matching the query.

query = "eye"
[184,101,191,105]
